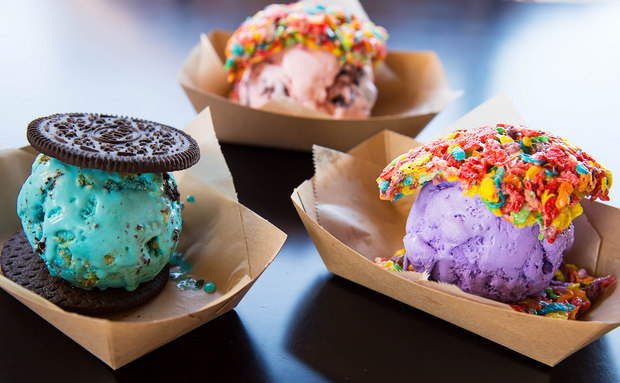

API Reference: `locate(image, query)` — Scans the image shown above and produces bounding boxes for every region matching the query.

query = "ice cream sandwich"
[1,113,200,315]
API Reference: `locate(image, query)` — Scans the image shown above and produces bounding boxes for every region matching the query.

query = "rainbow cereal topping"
[376,254,615,320]
[377,124,612,243]
[224,2,388,83]
[511,263,615,320]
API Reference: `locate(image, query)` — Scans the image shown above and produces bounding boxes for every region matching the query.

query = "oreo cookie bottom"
[1,230,169,316]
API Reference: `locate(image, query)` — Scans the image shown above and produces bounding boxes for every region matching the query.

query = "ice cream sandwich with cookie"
[1,113,199,315]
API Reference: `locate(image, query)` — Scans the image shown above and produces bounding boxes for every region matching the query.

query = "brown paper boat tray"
[291,95,620,366]
[179,29,460,152]
[0,109,287,369]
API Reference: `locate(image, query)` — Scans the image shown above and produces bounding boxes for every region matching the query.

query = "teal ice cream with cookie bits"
[15,113,200,294]
[18,154,183,291]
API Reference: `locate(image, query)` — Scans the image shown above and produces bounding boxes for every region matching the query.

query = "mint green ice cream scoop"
[17,154,183,291]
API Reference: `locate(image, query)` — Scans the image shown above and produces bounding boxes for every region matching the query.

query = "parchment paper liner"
[178,0,460,152]
[0,108,287,369]
[291,94,620,366]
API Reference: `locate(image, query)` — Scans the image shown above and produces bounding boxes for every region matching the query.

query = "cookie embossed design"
[27,113,200,173]
[92,124,143,144]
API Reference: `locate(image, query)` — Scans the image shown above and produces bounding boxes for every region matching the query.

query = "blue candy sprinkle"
[539,302,575,315]
[325,26,335,39]
[378,180,389,191]
[544,168,558,177]
[520,153,543,165]
[483,192,506,209]
[304,5,318,14]
[372,29,385,40]
[186,195,195,203]
[204,282,216,294]
[231,42,244,56]
[494,167,505,188]
[451,147,466,161]
[576,163,589,175]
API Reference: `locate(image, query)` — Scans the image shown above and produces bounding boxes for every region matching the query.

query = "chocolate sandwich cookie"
[1,230,169,316]
[4,113,200,315]
[27,113,200,173]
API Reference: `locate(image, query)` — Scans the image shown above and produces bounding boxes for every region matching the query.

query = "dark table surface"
[1,0,619,382]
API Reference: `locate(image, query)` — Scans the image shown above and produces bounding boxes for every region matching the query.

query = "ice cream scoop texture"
[17,155,182,291]
[404,181,574,302]
[236,46,377,118]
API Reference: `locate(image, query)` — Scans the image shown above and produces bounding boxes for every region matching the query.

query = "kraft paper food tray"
[290,94,620,366]
[0,108,287,370]
[178,1,460,152]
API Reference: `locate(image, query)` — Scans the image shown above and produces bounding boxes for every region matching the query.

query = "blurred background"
[2,1,619,201]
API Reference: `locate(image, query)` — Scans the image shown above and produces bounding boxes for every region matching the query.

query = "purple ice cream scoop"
[403,181,574,302]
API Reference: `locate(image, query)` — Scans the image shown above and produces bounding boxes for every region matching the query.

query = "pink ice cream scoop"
[236,47,377,118]
[224,2,388,119]
[404,181,575,302]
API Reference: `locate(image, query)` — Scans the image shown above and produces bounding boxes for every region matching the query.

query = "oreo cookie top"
[27,113,200,173]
